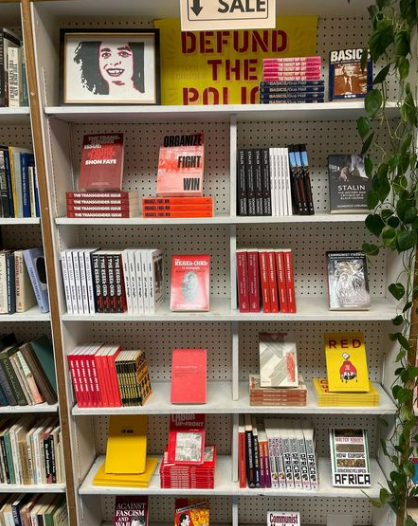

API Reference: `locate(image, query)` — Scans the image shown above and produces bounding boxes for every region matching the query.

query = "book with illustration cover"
[170,255,210,311]
[174,499,210,526]
[114,496,148,526]
[167,414,205,465]
[329,48,372,101]
[259,332,298,387]
[328,155,371,213]
[330,428,371,487]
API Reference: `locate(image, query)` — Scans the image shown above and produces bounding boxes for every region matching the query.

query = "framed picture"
[60,29,160,105]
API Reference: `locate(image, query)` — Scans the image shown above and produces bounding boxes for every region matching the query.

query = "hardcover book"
[79,133,124,191]
[167,414,205,465]
[259,332,298,388]
[326,251,370,310]
[171,348,207,404]
[156,134,204,197]
[114,496,149,526]
[325,332,370,392]
[329,48,372,100]
[267,512,300,526]
[328,155,371,213]
[330,428,371,487]
[170,255,210,311]
[174,499,210,526]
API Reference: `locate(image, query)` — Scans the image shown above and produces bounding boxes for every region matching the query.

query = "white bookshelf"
[0,307,50,322]
[0,107,30,125]
[0,402,58,414]
[0,483,66,493]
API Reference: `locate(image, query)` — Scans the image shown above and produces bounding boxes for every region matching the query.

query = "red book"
[267,251,279,313]
[259,251,271,313]
[283,249,296,313]
[143,205,213,211]
[144,211,213,218]
[67,212,135,218]
[170,255,210,311]
[236,250,249,313]
[264,74,322,80]
[67,204,137,212]
[67,352,81,406]
[79,133,124,191]
[275,250,289,313]
[114,496,149,526]
[67,191,135,199]
[105,345,122,406]
[167,414,205,465]
[263,57,321,63]
[247,250,260,312]
[143,197,213,206]
[239,417,247,488]
[171,348,207,404]
[94,349,106,407]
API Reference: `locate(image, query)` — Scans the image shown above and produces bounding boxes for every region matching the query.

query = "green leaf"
[394,30,410,57]
[361,132,375,155]
[380,438,388,456]
[387,216,400,228]
[406,516,417,526]
[381,209,394,221]
[365,89,383,117]
[405,91,417,126]
[373,63,391,84]
[366,214,385,236]
[401,133,413,154]
[364,157,373,176]
[369,23,394,61]
[403,207,417,224]
[398,57,410,80]
[382,225,397,248]
[403,301,413,313]
[379,487,390,504]
[398,333,411,350]
[357,116,371,138]
[367,190,379,209]
[362,242,379,256]
[397,387,412,403]
[392,315,404,325]
[388,283,405,300]
[397,230,417,252]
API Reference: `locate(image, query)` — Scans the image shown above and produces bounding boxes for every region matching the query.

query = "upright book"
[171,348,207,404]
[330,428,371,487]
[259,332,298,387]
[329,48,372,101]
[328,155,371,213]
[167,414,205,465]
[114,496,148,526]
[170,255,210,311]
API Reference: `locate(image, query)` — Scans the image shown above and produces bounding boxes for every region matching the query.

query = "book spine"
[106,254,116,312]
[245,149,256,216]
[3,150,14,217]
[0,32,5,107]
[28,166,36,218]
[253,149,264,216]
[99,254,110,312]
[6,253,15,314]
[78,251,89,315]
[33,167,40,217]
[267,436,279,488]
[304,435,318,490]
[143,211,213,218]
[7,47,20,108]
[261,148,272,216]
[236,251,249,313]
[258,251,271,313]
[67,204,136,212]
[65,251,78,315]
[91,254,102,313]
[290,434,303,489]
[252,428,261,488]
[0,359,17,405]
[247,251,260,313]
[0,254,7,314]
[84,251,96,314]
[237,149,248,216]
[275,251,288,313]
[298,435,311,490]
[0,355,26,406]
[300,146,315,215]
[143,204,212,211]
[68,354,80,406]
[282,433,295,488]
[67,212,134,218]
[90,354,100,407]
[267,251,279,313]
[49,434,57,483]
[20,154,31,217]
[276,436,287,489]
[21,54,28,107]
[263,440,272,488]
[114,254,126,313]
[68,198,138,205]
[245,427,255,488]
[122,251,133,314]
[239,426,247,489]
[284,250,296,313]
[72,249,84,314]
[0,151,8,217]
[134,251,144,315]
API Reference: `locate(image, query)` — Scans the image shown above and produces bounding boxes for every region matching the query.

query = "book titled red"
[247,250,260,312]
[236,250,249,313]
[79,133,124,191]
[275,250,289,313]
[259,251,271,313]
[167,414,205,465]
[170,255,210,311]
[267,251,279,313]
[283,249,296,313]
[171,348,207,404]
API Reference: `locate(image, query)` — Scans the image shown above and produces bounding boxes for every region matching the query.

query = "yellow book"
[105,415,148,474]
[324,333,370,392]
[93,456,158,487]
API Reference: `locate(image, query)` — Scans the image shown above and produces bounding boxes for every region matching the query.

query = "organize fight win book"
[329,48,372,101]
[170,255,210,311]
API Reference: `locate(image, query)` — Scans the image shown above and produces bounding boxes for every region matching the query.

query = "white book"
[283,148,293,216]
[288,424,302,489]
[280,424,294,488]
[127,250,139,315]
[301,421,318,490]
[134,249,145,315]
[78,250,89,314]
[66,250,79,315]
[277,148,284,216]
[294,421,311,490]
[60,251,73,315]
[264,419,279,488]
[269,148,276,216]
[148,249,164,314]
[7,46,21,108]
[141,249,150,315]
[9,421,21,484]
[121,250,133,314]
[259,333,299,388]
[72,249,84,314]
[84,248,98,314]
[0,252,8,314]
[274,148,280,216]
[15,249,36,313]
[25,426,35,484]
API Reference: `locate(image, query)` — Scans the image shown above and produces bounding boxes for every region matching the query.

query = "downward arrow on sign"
[191,0,203,16]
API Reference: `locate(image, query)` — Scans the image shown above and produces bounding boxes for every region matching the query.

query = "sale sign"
[154,17,318,105]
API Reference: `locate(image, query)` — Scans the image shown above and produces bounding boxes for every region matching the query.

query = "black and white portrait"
[61,30,160,104]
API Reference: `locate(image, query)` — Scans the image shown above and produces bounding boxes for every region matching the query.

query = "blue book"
[32,166,40,217]
[2,150,14,218]
[20,153,34,218]
[0,384,8,406]
[23,248,49,313]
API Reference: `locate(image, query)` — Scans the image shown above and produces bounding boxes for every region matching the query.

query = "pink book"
[171,348,207,404]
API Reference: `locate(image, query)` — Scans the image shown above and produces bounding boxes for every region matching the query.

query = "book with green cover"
[0,347,27,405]
[29,335,57,397]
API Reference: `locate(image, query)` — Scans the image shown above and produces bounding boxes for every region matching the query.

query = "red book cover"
[143,197,213,206]
[67,353,81,406]
[247,250,260,313]
[94,351,106,407]
[67,191,136,199]
[67,212,134,218]
[239,420,247,488]
[167,414,206,465]
[67,204,137,212]
[236,250,249,313]
[275,250,289,313]
[106,346,122,407]
[283,249,296,313]
[79,350,91,407]
[267,251,279,313]
[156,134,204,197]
[114,496,149,526]
[143,205,213,211]
[259,251,271,313]
[144,211,213,218]
[174,499,210,526]
[171,348,207,404]
[79,134,124,191]
[170,255,210,311]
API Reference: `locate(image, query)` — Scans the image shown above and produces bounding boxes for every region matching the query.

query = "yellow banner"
[154,17,318,105]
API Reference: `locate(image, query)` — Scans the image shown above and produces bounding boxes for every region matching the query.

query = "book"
[249,374,307,406]
[174,499,209,526]
[0,29,20,107]
[115,350,152,407]
[326,251,370,310]
[329,48,372,101]
[79,133,124,191]
[156,134,204,197]
[93,456,158,488]
[160,445,216,489]
[324,332,370,392]
[312,378,379,406]
[329,428,371,487]
[167,414,205,465]
[114,496,148,526]
[14,250,36,313]
[259,333,298,388]
[7,46,21,108]
[236,250,249,313]
[267,512,300,526]
[23,248,49,313]
[170,255,210,311]
[328,155,371,213]
[171,348,207,404]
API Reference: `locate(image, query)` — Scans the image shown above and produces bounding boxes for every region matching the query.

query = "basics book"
[325,332,369,392]
[329,48,372,101]
[114,496,148,526]
[79,133,124,191]
[330,428,371,487]
[328,155,371,213]
[170,255,210,311]
[259,332,298,387]
[171,348,207,404]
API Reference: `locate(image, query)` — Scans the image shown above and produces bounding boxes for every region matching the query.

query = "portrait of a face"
[182,271,199,303]
[99,41,135,89]
[179,514,191,526]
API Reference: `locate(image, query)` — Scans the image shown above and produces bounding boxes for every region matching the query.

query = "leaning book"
[330,428,371,487]
[328,155,371,213]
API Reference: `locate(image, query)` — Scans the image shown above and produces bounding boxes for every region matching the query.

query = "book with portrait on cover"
[114,496,149,526]
[170,255,210,311]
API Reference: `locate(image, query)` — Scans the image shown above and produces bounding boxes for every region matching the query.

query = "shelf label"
[180,0,276,31]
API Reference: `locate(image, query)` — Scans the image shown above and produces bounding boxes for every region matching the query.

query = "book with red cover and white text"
[170,255,210,311]
[171,348,207,404]
[114,496,148,526]
[167,414,206,465]
[79,133,124,191]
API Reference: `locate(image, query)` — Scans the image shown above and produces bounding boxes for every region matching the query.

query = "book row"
[237,146,314,217]
[0,416,64,485]
[0,29,29,108]
[236,249,296,313]
[0,494,67,526]
[0,148,40,219]
[0,248,49,315]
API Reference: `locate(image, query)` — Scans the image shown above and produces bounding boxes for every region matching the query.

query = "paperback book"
[168,414,205,465]
[329,48,372,101]
[259,332,298,387]
[170,255,210,311]
[171,348,207,404]
[114,496,148,526]
[174,499,210,526]
[328,155,371,213]
[329,428,371,487]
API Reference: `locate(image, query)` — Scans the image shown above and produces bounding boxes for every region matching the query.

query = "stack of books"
[160,445,216,489]
[68,345,152,408]
[236,249,296,313]
[0,494,67,525]
[0,29,29,108]
[237,145,314,217]
[260,56,324,104]
[313,378,379,407]
[145,133,213,219]
[66,191,139,219]
[249,374,307,406]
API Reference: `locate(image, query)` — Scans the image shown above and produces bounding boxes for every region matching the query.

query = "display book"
[93,415,158,488]
[171,348,207,404]
[329,48,373,101]
[326,251,370,310]
[260,56,324,104]
[114,496,149,526]
[312,332,380,407]
[328,154,371,213]
[236,249,296,313]
[237,145,314,217]
[67,344,152,408]
[170,255,210,311]
[0,28,29,108]
[160,414,216,489]
[239,416,318,490]
[0,146,40,218]
[0,494,68,526]
[329,428,371,487]
[174,499,210,526]
[60,248,163,315]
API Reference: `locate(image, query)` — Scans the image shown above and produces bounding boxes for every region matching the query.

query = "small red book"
[167,414,205,465]
[267,251,279,313]
[170,255,210,311]
[236,250,249,313]
[79,133,124,191]
[171,348,207,404]
[248,250,260,312]
[259,251,271,313]
[275,250,289,313]
[283,249,297,313]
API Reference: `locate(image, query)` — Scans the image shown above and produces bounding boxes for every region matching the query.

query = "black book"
[328,154,371,213]
[0,333,17,406]
[236,149,248,216]
[288,146,304,214]
[244,415,255,488]
[251,417,261,488]
[253,149,264,216]
[260,149,272,215]
[298,145,315,215]
[245,150,256,216]
[293,148,309,215]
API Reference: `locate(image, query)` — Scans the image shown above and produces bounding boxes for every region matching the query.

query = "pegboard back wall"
[0,125,32,150]
[0,322,52,342]
[240,321,385,382]
[2,225,43,250]
[73,321,232,381]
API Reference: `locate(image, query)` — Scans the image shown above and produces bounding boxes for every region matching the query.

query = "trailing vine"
[354,1,418,524]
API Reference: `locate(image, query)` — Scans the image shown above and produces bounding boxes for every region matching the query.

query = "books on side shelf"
[0,494,68,525]
[0,29,29,108]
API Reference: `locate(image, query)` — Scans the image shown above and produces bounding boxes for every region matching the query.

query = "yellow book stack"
[313,378,380,407]
[93,415,158,488]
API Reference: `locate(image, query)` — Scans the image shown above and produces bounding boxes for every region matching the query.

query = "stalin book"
[328,155,371,213]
